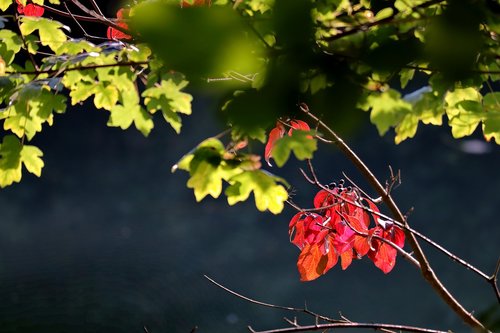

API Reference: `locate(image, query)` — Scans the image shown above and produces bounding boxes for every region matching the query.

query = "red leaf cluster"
[16,0,44,16]
[265,120,310,166]
[107,8,132,40]
[289,185,405,281]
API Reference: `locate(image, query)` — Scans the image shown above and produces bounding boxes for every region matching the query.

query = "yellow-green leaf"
[0,135,44,188]
[226,170,288,214]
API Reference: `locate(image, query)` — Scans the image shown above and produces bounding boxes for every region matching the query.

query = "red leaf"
[264,123,285,166]
[368,225,405,274]
[288,120,310,136]
[340,249,353,270]
[369,241,397,274]
[107,9,131,40]
[16,1,44,16]
[297,243,337,281]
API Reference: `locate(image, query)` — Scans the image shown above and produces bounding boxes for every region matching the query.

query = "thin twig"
[15,14,39,72]
[204,275,339,323]
[5,61,149,76]
[489,258,500,304]
[248,322,449,333]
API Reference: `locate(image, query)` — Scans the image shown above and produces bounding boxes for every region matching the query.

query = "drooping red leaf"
[288,119,310,136]
[264,123,285,166]
[368,225,405,274]
[297,243,337,281]
[369,241,398,274]
[340,249,353,270]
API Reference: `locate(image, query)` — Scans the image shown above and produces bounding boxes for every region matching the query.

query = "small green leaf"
[365,89,412,135]
[226,170,289,214]
[482,93,500,143]
[142,79,192,132]
[2,86,67,140]
[93,84,119,110]
[0,135,44,188]
[69,82,97,105]
[272,130,317,167]
[445,88,483,138]
[0,29,23,64]
[0,0,12,11]
[20,17,67,51]
[395,114,419,144]
[399,68,415,89]
[56,40,99,55]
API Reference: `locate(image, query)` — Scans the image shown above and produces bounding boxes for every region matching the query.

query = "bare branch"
[489,257,500,304]
[204,275,339,323]
[299,103,488,331]
[248,322,449,333]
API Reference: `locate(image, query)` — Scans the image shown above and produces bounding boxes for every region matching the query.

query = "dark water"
[0,97,499,332]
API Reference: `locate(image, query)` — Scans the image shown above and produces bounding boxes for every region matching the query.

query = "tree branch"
[299,103,488,331]
[204,275,448,333]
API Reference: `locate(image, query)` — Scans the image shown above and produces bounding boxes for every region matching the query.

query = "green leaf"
[55,40,99,55]
[226,170,288,214]
[0,0,12,11]
[394,114,419,144]
[482,92,500,143]
[20,17,67,52]
[142,79,192,133]
[69,82,97,105]
[2,86,67,140]
[107,104,154,137]
[93,84,119,111]
[445,88,483,138]
[365,89,412,135]
[0,29,23,64]
[399,68,415,89]
[185,139,226,201]
[0,135,44,188]
[271,130,317,167]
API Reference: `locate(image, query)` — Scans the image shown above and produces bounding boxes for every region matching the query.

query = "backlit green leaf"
[20,17,67,52]
[0,29,23,64]
[0,135,44,188]
[365,89,412,136]
[272,130,317,167]
[226,170,288,214]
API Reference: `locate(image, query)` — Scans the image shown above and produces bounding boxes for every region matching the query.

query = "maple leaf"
[264,119,316,167]
[225,170,288,214]
[107,9,132,40]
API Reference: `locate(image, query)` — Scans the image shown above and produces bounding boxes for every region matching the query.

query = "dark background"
[1,1,499,332]
[0,93,499,332]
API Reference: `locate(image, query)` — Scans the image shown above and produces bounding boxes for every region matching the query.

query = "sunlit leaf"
[225,170,288,214]
[271,130,317,167]
[0,135,43,188]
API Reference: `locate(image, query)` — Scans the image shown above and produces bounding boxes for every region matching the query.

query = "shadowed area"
[0,94,498,332]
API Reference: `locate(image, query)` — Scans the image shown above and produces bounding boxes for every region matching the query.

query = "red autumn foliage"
[181,0,210,7]
[289,185,405,281]
[264,119,310,166]
[107,8,132,40]
[16,0,44,17]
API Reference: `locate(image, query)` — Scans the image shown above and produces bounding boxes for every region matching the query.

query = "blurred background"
[0,92,499,332]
